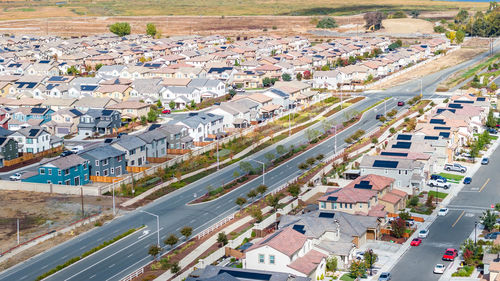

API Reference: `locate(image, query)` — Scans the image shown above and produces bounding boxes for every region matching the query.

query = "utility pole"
[420,78,423,98]
[17,218,19,245]
[384,99,387,116]
[333,126,337,155]
[216,136,219,170]
[80,187,85,219]
[288,109,291,137]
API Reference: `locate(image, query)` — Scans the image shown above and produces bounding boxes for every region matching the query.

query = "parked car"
[376,114,383,120]
[463,177,472,184]
[9,172,25,181]
[428,178,451,189]
[430,174,447,182]
[434,264,445,274]
[419,229,429,238]
[485,232,500,240]
[162,109,171,114]
[442,248,458,261]
[117,132,128,138]
[355,251,365,260]
[438,208,449,216]
[70,146,84,153]
[487,128,497,134]
[444,163,467,173]
[60,150,74,157]
[378,272,391,281]
[481,158,489,165]
[397,101,405,106]
[410,238,422,246]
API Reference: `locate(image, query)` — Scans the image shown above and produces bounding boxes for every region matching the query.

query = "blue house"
[11,107,54,125]
[22,154,90,186]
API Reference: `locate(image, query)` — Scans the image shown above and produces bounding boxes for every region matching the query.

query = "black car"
[117,132,128,138]
[376,114,383,120]
[60,150,74,157]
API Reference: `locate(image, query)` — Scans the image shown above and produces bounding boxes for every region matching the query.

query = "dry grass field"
[378,18,435,34]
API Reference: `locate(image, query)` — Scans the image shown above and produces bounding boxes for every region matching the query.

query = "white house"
[9,126,51,153]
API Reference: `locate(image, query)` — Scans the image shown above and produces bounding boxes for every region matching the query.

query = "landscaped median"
[36,226,143,280]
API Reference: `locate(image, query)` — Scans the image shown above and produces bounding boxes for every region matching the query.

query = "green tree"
[305,128,320,143]
[434,25,446,33]
[233,170,240,179]
[170,261,180,274]
[281,73,292,81]
[456,29,465,44]
[296,72,303,81]
[410,10,420,18]
[239,161,254,174]
[169,101,176,110]
[265,152,274,163]
[95,63,103,71]
[399,210,411,221]
[217,232,228,246]
[256,184,268,197]
[276,144,287,155]
[455,9,469,24]
[481,210,497,231]
[235,197,247,209]
[140,115,147,125]
[391,218,407,238]
[247,189,258,202]
[391,11,407,18]
[156,100,162,108]
[148,244,162,260]
[248,205,263,222]
[180,226,192,240]
[491,82,498,92]
[316,17,338,29]
[446,30,456,43]
[364,250,378,275]
[486,109,496,128]
[190,100,196,109]
[326,256,338,272]
[147,108,158,122]
[287,184,300,197]
[164,234,178,248]
[146,23,157,37]
[266,193,283,212]
[109,22,131,36]
[66,66,80,75]
[408,196,419,207]
[349,260,367,278]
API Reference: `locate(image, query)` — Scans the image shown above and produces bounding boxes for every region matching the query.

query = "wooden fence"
[146,157,170,163]
[90,176,124,183]
[3,146,63,167]
[126,166,149,173]
[167,149,191,155]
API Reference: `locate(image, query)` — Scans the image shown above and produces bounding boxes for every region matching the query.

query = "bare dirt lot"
[378,18,435,34]
[0,191,124,257]
[371,38,490,90]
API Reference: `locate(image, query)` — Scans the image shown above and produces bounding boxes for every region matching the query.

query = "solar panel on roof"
[292,224,306,234]
[437,108,456,114]
[148,124,161,131]
[434,126,450,130]
[69,109,82,116]
[439,132,450,138]
[397,134,412,140]
[104,138,114,143]
[424,136,439,140]
[454,100,474,104]
[448,103,463,109]
[218,269,272,281]
[373,160,399,168]
[327,196,338,202]
[391,141,412,149]
[46,84,57,90]
[102,110,113,116]
[49,76,65,82]
[477,97,486,101]
[430,119,446,124]
[28,129,39,137]
[81,85,98,91]
[381,151,409,157]
[26,82,37,89]
[319,212,335,218]
[38,60,50,64]
[31,108,47,114]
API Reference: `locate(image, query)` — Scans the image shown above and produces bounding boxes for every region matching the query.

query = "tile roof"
[247,227,307,257]
[344,174,394,191]
[287,250,326,275]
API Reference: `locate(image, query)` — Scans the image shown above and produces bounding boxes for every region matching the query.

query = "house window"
[48,169,52,175]
[47,180,51,184]
[269,255,275,264]
[350,204,353,209]
[58,181,62,185]
[40,168,45,175]
[95,160,99,166]
[258,254,265,264]
[84,174,88,181]
[384,169,388,174]
[320,202,326,209]
[111,168,114,175]
[58,170,61,176]
[65,179,71,185]
[75,166,78,172]
[102,159,108,166]
[116,166,121,176]
[359,203,363,209]
[103,169,108,176]
[65,169,69,175]
[96,171,100,176]
[332,203,336,209]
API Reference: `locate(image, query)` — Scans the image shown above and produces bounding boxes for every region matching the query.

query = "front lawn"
[439,172,464,183]
[340,274,355,281]
[427,191,448,199]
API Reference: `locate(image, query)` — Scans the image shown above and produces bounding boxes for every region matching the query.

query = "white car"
[434,264,445,274]
[438,208,449,216]
[9,172,25,181]
[418,229,429,238]
[355,251,365,260]
[428,179,451,189]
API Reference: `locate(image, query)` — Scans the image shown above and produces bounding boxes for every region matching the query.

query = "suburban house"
[187,78,226,99]
[187,265,310,281]
[359,155,425,194]
[22,154,90,186]
[168,112,224,143]
[80,145,127,178]
[137,128,168,159]
[106,101,151,120]
[9,126,51,154]
[44,108,83,137]
[158,124,193,149]
[11,107,54,125]
[0,137,18,167]
[111,135,147,167]
[77,109,121,137]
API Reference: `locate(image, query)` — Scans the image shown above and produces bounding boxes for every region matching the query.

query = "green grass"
[462,53,500,79]
[340,274,355,281]
[439,172,464,183]
[428,190,448,199]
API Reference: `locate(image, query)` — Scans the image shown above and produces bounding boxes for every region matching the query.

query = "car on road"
[438,208,449,216]
[430,174,447,182]
[444,163,467,173]
[378,272,391,281]
[9,172,25,181]
[434,264,446,274]
[162,109,171,114]
[428,178,451,189]
[60,150,74,157]
[481,158,489,165]
[410,238,422,246]
[463,177,472,184]
[397,101,405,106]
[70,146,84,153]
[419,229,429,238]
[442,248,458,261]
[485,232,500,240]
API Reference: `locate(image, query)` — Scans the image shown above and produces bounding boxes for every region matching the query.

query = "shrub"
[316,17,338,29]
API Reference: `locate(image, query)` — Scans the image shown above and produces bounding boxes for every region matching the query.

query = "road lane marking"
[109,263,115,268]
[479,178,490,192]
[127,253,134,258]
[79,245,86,250]
[41,264,49,269]
[452,211,465,228]
[89,274,96,279]
[190,219,196,223]
[19,275,28,280]
[105,256,150,281]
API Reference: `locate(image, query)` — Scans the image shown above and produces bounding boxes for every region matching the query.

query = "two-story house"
[9,126,51,154]
[44,108,83,137]
[111,135,147,167]
[11,107,54,126]
[158,124,193,149]
[137,128,168,159]
[77,109,121,137]
[22,154,90,186]
[80,145,126,177]
[0,137,18,167]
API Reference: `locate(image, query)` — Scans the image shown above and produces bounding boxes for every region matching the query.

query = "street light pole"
[249,159,265,186]
[216,136,219,171]
[288,109,291,137]
[474,221,478,246]
[420,78,423,98]
[333,126,337,155]
[140,210,160,247]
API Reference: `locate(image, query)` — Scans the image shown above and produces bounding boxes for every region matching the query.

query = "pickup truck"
[444,163,467,173]
[428,178,451,189]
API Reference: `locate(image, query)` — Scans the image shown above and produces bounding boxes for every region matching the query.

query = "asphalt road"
[1,39,498,281]
[390,143,500,281]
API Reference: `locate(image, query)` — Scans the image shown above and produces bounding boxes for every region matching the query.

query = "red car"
[410,238,422,246]
[397,101,405,106]
[442,248,458,261]
[162,109,171,114]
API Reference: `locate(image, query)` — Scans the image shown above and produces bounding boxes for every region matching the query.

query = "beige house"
[106,101,151,119]
[94,84,132,100]
[44,108,84,136]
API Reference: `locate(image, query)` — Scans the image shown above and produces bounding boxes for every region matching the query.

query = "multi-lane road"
[0,39,498,281]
